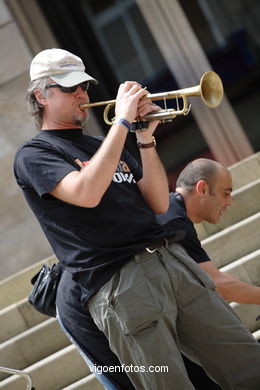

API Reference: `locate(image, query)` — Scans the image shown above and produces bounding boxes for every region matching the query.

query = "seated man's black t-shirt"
[156,192,210,264]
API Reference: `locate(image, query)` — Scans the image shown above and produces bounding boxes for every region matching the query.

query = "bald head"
[176,159,233,224]
[176,158,227,193]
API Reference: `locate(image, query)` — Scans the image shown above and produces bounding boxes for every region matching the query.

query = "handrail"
[0,366,35,390]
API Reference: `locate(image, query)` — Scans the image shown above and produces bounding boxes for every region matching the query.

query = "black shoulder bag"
[28,262,63,317]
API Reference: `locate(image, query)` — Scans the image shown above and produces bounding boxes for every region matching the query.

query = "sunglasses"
[46,81,90,93]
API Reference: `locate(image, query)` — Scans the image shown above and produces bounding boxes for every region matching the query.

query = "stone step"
[0,318,69,381]
[0,255,57,310]
[201,212,260,268]
[196,178,260,240]
[220,249,260,286]
[62,374,104,390]
[228,151,260,191]
[0,298,47,344]
[0,345,89,390]
[220,251,260,333]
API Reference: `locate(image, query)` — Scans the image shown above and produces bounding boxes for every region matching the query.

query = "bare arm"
[137,142,169,214]
[50,82,148,207]
[50,121,129,207]
[134,100,169,214]
[51,82,168,210]
[200,261,260,304]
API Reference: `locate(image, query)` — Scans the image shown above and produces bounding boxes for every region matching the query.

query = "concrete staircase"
[0,152,259,390]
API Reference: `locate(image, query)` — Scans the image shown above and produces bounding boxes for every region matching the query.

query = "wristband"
[117,118,131,131]
[130,121,149,132]
[137,136,156,149]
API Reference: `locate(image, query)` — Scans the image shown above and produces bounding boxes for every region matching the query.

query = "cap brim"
[51,71,98,87]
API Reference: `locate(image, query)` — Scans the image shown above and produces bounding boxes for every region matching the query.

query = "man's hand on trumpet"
[115,81,148,124]
[136,95,161,141]
[115,81,161,134]
[137,91,161,119]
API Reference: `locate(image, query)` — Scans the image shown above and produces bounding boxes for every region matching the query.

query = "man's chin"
[74,115,89,128]
[207,216,219,225]
[213,216,221,224]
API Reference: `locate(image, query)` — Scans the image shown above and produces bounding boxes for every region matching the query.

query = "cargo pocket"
[110,263,161,336]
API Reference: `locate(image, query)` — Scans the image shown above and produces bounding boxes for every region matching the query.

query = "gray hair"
[176,158,224,193]
[26,77,50,130]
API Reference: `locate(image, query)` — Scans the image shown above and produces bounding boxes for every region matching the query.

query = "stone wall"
[0,0,52,279]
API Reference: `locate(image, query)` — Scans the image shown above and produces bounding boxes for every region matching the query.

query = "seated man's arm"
[200,261,260,304]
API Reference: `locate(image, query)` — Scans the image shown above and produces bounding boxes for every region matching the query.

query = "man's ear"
[196,180,207,198]
[34,89,46,106]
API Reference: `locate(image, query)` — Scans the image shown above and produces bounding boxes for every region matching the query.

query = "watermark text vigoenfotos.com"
[90,364,169,374]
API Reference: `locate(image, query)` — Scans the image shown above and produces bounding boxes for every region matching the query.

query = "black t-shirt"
[14,129,171,302]
[156,192,210,263]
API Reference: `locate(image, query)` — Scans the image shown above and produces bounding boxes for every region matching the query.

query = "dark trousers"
[183,356,221,390]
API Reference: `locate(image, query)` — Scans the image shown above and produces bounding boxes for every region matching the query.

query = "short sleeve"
[14,144,77,197]
[168,217,210,263]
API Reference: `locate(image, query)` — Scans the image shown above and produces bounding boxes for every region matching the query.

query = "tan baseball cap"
[30,48,98,87]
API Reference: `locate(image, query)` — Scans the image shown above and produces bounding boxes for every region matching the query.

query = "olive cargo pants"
[88,243,260,389]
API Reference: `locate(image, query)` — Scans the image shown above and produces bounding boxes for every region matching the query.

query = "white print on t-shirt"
[112,160,136,184]
[113,172,136,183]
[75,158,136,184]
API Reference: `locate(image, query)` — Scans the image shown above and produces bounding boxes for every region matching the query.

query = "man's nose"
[76,85,88,95]
[227,195,233,207]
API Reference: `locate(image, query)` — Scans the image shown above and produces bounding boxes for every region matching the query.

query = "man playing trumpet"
[14,48,260,389]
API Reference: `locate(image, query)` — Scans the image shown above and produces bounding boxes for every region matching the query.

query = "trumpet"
[80,71,223,126]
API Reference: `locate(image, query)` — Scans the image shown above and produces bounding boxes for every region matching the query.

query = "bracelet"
[116,118,131,131]
[137,136,156,149]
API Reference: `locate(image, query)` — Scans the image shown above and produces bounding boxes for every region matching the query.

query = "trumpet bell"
[200,71,223,108]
